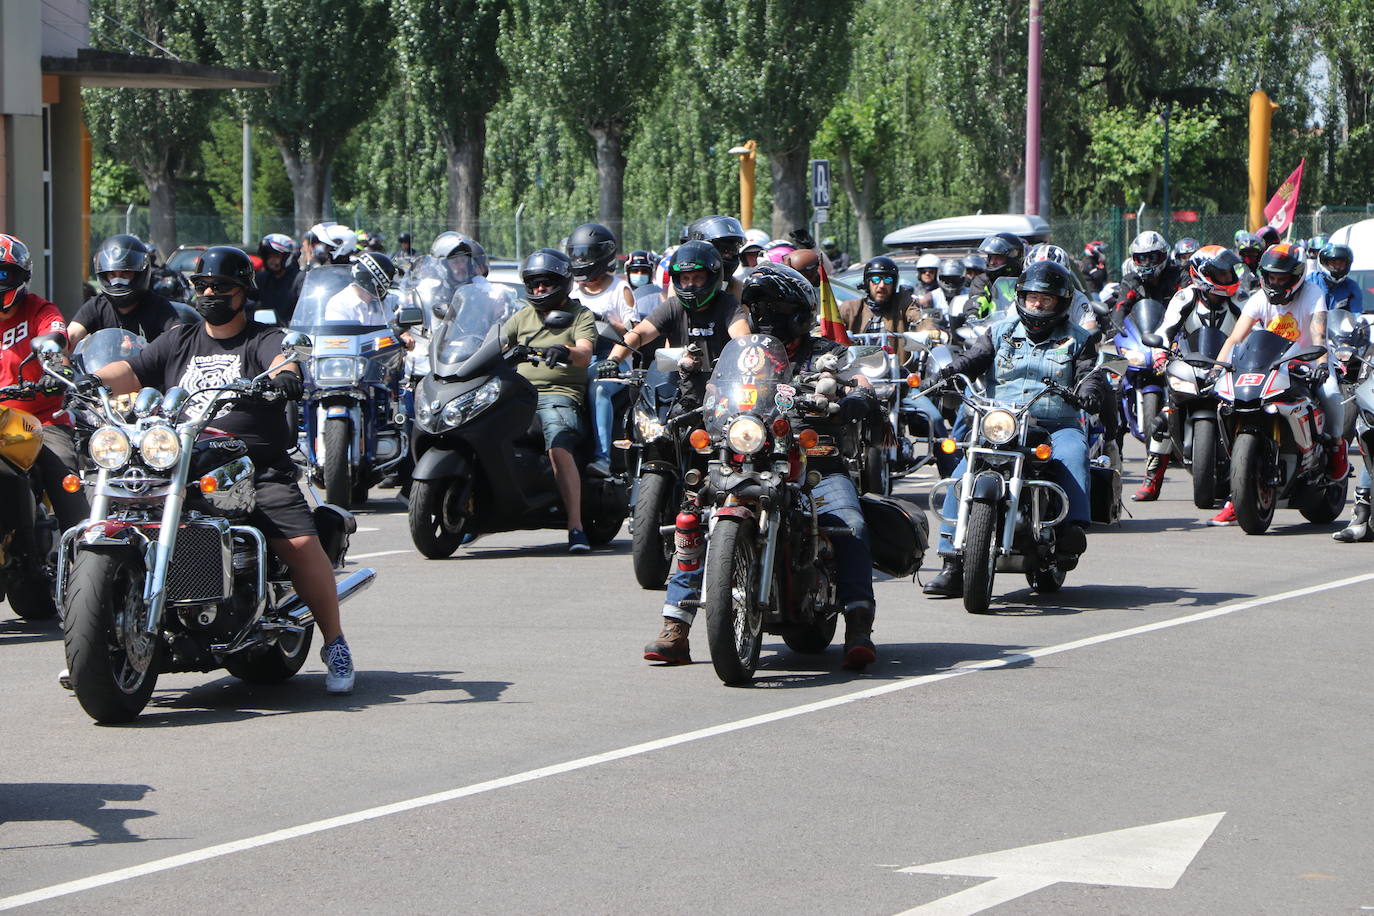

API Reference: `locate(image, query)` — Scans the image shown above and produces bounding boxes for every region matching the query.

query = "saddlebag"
[1089,464,1121,525]
[859,494,929,577]
[314,504,357,569]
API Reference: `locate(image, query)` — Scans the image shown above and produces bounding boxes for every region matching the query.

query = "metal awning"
[41,49,277,89]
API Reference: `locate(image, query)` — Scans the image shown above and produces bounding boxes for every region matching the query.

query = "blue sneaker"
[568,529,591,553]
[320,637,355,694]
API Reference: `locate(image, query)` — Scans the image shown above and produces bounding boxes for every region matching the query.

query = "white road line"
[347,549,408,560]
[3,572,1370,911]
[354,526,380,533]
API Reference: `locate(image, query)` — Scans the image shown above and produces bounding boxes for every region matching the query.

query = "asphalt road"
[2,445,1372,914]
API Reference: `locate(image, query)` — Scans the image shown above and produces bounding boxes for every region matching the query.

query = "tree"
[203,0,393,231]
[395,0,507,238]
[83,0,217,254]
[500,0,666,237]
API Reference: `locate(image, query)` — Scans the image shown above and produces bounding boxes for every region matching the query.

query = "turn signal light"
[939,438,958,455]
[688,429,711,451]
[199,475,219,494]
[797,429,819,450]
[1033,443,1053,461]
[61,474,82,493]
[907,373,921,388]
[771,417,791,437]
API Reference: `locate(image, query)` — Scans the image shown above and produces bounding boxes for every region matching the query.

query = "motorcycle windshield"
[290,265,391,331]
[431,282,522,377]
[1126,298,1165,339]
[703,334,790,437]
[1231,328,1294,374]
[74,328,146,373]
[397,256,454,334]
[1182,327,1228,360]
[1328,308,1364,344]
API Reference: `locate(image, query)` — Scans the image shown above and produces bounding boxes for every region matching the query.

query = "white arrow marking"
[896,812,1225,915]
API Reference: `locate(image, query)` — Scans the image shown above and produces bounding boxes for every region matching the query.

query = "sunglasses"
[868,276,896,285]
[193,280,241,294]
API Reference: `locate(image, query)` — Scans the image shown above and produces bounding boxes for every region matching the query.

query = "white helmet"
[1027,243,1071,267]
[1128,231,1170,281]
[915,252,942,270]
[742,228,770,252]
[316,224,358,264]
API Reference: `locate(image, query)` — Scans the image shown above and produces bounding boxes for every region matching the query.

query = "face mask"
[628,273,650,288]
[194,294,240,326]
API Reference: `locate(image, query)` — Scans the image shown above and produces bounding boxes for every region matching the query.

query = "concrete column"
[48,76,86,313]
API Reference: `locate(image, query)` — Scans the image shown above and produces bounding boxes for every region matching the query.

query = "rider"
[936,258,969,319]
[501,249,598,553]
[783,247,823,288]
[0,233,88,532]
[1171,237,1201,274]
[1026,243,1095,330]
[1309,242,1363,314]
[323,252,409,335]
[821,236,850,272]
[1109,231,1183,326]
[738,230,770,280]
[624,249,665,321]
[1132,245,1246,502]
[642,263,882,670]
[912,252,942,309]
[1079,241,1109,295]
[963,233,1024,319]
[923,260,1108,597]
[253,233,300,326]
[69,234,182,345]
[90,246,354,693]
[1234,231,1265,294]
[687,215,749,300]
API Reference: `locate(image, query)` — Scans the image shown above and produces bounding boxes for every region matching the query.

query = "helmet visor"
[1133,251,1166,269]
[1019,291,1061,317]
[0,266,27,291]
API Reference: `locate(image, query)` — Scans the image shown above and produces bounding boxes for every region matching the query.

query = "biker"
[936,257,968,318]
[738,230,769,280]
[924,260,1108,597]
[1132,245,1246,501]
[1026,244,1095,331]
[821,236,850,272]
[1109,231,1183,326]
[1235,231,1264,294]
[1310,242,1362,313]
[1306,235,1329,270]
[391,231,418,269]
[913,252,942,308]
[1171,237,1201,274]
[90,246,355,693]
[783,247,823,288]
[69,234,182,345]
[1255,225,1280,251]
[1080,241,1109,295]
[687,215,748,299]
[963,233,1025,319]
[501,248,598,552]
[253,233,300,326]
[323,252,413,345]
[643,263,882,670]
[624,249,665,321]
[0,234,89,533]
[963,253,987,285]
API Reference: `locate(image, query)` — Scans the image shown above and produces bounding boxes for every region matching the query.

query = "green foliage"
[1087,107,1226,211]
[89,158,143,212]
[199,120,294,222]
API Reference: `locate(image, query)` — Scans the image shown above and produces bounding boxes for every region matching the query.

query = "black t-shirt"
[126,321,291,459]
[254,264,301,325]
[73,290,181,341]
[646,291,747,368]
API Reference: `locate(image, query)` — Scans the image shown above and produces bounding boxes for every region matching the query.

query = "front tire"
[962,501,1000,614]
[702,516,762,685]
[631,473,674,589]
[62,551,158,723]
[1191,418,1219,509]
[1230,431,1276,534]
[408,479,466,559]
[862,445,891,496]
[225,625,314,683]
[323,418,353,509]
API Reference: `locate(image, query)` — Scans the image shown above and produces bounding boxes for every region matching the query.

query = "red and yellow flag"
[1264,158,1305,241]
[816,258,850,344]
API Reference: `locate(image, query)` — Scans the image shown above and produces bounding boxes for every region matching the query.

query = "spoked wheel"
[1230,432,1276,534]
[862,445,891,496]
[631,472,674,588]
[225,624,315,683]
[408,478,468,558]
[62,551,159,723]
[962,501,999,614]
[323,418,353,509]
[1191,418,1219,509]
[703,516,763,685]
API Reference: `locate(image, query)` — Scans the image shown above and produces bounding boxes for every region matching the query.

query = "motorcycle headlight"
[469,378,501,415]
[441,398,467,427]
[1168,374,1198,396]
[726,415,768,455]
[634,406,665,441]
[980,409,1017,445]
[138,425,182,470]
[439,379,501,429]
[89,426,132,470]
[313,356,361,384]
[1335,346,1355,362]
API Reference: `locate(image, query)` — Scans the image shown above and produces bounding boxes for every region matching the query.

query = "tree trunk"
[836,149,877,262]
[279,143,330,234]
[144,169,177,258]
[769,146,809,238]
[589,123,625,241]
[444,116,486,239]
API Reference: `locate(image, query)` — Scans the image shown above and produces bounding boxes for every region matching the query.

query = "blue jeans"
[535,393,585,453]
[588,361,629,463]
[664,474,875,624]
[938,421,1090,554]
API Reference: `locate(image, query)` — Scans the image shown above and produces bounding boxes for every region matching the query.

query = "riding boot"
[841,601,877,670]
[643,617,691,664]
[1334,488,1373,542]
[1132,454,1169,501]
[923,558,964,597]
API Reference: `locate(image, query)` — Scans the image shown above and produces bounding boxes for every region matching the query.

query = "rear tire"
[862,445,891,496]
[7,572,56,620]
[780,615,838,654]
[962,501,999,614]
[408,479,465,559]
[1191,418,1219,509]
[1138,390,1162,444]
[703,516,762,685]
[323,418,353,509]
[1299,475,1348,524]
[62,551,158,723]
[1230,432,1276,534]
[225,625,314,683]
[631,473,674,589]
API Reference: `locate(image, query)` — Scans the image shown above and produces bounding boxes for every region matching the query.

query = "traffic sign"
[811,159,832,209]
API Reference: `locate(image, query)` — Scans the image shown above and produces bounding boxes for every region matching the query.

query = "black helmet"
[1172,237,1201,265]
[566,222,618,281]
[626,250,655,272]
[1255,225,1281,250]
[1258,242,1306,305]
[1235,232,1263,270]
[93,234,152,300]
[520,248,575,310]
[351,252,396,300]
[741,263,818,341]
[398,232,412,244]
[978,232,1025,280]
[1014,260,1073,338]
[862,255,899,290]
[688,215,747,276]
[1320,242,1354,281]
[669,240,723,311]
[937,258,966,298]
[191,246,257,291]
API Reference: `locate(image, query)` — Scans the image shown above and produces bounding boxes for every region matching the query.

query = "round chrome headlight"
[139,425,182,470]
[726,415,768,455]
[634,406,665,442]
[981,409,1017,445]
[89,426,132,470]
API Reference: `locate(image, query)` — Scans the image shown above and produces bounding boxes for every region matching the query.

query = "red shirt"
[0,293,71,426]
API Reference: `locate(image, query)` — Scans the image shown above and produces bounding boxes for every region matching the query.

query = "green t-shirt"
[500,301,598,404]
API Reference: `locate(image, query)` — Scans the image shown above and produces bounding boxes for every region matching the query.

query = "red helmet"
[1084,240,1106,258]
[0,234,33,311]
[1188,245,1242,298]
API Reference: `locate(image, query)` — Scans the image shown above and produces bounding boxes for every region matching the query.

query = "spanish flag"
[817,258,850,344]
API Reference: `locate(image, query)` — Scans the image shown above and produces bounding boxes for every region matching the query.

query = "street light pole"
[1023,0,1042,215]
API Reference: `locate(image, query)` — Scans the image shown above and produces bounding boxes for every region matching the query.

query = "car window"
[167,248,204,273]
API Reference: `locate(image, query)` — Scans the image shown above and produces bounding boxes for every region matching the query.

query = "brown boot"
[643,617,691,664]
[841,602,876,671]
[1132,454,1169,501]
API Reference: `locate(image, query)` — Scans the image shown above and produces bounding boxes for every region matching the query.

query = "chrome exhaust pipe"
[279,567,377,628]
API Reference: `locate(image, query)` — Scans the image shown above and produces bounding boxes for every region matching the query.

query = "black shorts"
[249,457,317,540]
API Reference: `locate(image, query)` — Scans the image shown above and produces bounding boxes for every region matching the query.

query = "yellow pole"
[739,140,757,230]
[1248,91,1278,232]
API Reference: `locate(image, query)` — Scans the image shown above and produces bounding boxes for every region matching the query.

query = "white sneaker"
[320,638,355,695]
[58,668,72,691]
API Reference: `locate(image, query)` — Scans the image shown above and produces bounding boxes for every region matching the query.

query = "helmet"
[398,232,412,244]
[93,234,152,300]
[304,221,336,245]
[764,240,796,264]
[1257,242,1306,305]
[963,253,987,274]
[566,222,618,281]
[1129,230,1170,281]
[668,240,724,311]
[1026,243,1072,267]
[1187,245,1243,298]
[1234,232,1263,271]
[1307,234,1329,258]
[351,252,396,300]
[915,252,941,270]
[1319,242,1354,281]
[977,232,1025,280]
[626,250,655,287]
[1171,237,1201,265]
[742,228,770,256]
[258,233,294,261]
[741,263,819,341]
[862,255,899,290]
[937,258,966,298]
[191,246,257,291]
[316,224,358,264]
[520,248,575,310]
[783,248,821,286]
[1014,261,1074,337]
[1084,240,1107,259]
[1255,225,1281,249]
[821,236,839,256]
[431,231,488,283]
[688,215,747,275]
[0,234,33,311]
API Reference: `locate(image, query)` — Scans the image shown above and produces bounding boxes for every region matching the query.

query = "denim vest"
[984,317,1092,424]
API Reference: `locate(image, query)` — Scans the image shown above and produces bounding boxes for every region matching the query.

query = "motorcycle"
[1145,327,1231,509]
[1215,328,1347,534]
[1328,309,1372,441]
[1113,298,1168,442]
[695,335,927,685]
[290,265,418,508]
[407,285,629,557]
[49,333,375,723]
[847,331,936,492]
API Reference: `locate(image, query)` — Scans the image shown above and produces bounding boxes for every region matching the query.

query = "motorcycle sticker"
[738,384,758,409]
[1236,372,1265,387]
[774,383,796,411]
[738,345,766,376]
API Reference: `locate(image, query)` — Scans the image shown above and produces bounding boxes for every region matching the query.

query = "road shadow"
[967,582,1250,616]
[122,669,513,728]
[1260,520,1345,537]
[0,616,62,644]
[1093,514,1207,534]
[0,782,158,848]
[439,539,632,561]
[746,641,1035,689]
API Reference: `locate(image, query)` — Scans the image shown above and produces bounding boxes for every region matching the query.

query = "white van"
[1326,219,1374,305]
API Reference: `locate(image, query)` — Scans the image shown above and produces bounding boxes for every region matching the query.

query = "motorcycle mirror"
[1090,299,1111,317]
[1141,333,1166,349]
[134,387,161,418]
[281,331,314,362]
[252,308,278,325]
[1291,346,1327,363]
[596,319,626,345]
[30,332,67,358]
[395,305,424,328]
[431,300,451,321]
[161,387,190,417]
[654,347,685,372]
[541,310,574,330]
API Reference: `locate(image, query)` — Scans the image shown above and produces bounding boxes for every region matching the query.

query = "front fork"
[142,429,195,635]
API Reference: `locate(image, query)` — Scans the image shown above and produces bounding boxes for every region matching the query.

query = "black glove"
[593,358,620,380]
[269,370,304,401]
[1078,389,1102,416]
[836,394,871,424]
[788,227,816,249]
[1309,364,1329,388]
[508,343,532,363]
[38,365,75,395]
[541,344,571,367]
